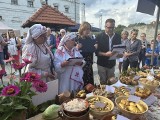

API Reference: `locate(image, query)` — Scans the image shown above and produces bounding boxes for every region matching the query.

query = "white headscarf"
[58,32,77,48]
[25,24,47,44]
[22,24,53,60]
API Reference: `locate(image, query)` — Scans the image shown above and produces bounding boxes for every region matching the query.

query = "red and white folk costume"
[54,33,84,94]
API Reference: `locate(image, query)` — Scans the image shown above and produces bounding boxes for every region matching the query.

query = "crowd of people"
[1,18,160,94]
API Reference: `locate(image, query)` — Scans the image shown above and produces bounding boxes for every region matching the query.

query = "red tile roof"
[22,5,76,28]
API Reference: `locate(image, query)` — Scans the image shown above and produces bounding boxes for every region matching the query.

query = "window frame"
[11,0,18,5]
[64,5,69,13]
[27,0,34,7]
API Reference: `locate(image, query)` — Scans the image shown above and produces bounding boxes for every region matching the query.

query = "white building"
[0,0,81,35]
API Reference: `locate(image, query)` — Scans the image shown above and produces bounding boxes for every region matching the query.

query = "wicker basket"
[86,96,114,119]
[115,96,148,119]
[139,81,159,92]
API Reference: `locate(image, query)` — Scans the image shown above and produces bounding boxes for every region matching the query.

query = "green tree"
[115,25,126,35]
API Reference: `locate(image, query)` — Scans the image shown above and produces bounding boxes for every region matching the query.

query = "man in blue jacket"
[46,28,56,54]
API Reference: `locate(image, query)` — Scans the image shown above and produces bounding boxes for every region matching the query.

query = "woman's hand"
[94,44,98,49]
[76,43,82,49]
[61,60,69,67]
[47,72,57,79]
[74,62,82,66]
[124,52,132,57]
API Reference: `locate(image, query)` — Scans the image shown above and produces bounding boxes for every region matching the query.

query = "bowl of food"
[92,85,114,98]
[62,98,89,117]
[101,114,117,120]
[134,87,151,99]
[115,96,148,119]
[139,78,160,92]
[114,86,130,97]
[76,90,86,99]
[86,96,114,118]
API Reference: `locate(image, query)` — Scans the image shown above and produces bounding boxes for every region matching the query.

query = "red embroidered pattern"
[56,49,64,57]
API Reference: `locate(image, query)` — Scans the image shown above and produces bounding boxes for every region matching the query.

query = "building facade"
[0,0,81,35]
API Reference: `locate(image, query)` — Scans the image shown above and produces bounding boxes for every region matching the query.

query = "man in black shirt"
[96,18,121,84]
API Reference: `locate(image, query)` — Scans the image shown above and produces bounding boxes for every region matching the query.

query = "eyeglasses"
[105,26,115,29]
[141,36,145,37]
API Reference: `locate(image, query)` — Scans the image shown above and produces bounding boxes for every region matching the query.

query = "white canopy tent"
[0,21,20,37]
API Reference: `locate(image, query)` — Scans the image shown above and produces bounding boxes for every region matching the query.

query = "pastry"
[136,103,145,113]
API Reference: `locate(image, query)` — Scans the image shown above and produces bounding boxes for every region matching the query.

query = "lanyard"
[106,33,115,51]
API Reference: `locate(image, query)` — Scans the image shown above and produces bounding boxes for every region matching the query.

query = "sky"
[80,0,158,29]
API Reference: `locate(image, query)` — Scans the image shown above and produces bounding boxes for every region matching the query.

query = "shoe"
[14,71,19,76]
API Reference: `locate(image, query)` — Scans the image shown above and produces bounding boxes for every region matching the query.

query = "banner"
[137,0,156,15]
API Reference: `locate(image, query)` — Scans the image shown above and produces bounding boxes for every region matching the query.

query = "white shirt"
[106,33,115,51]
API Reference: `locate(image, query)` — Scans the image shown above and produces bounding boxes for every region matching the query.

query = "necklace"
[36,44,48,55]
[64,45,74,57]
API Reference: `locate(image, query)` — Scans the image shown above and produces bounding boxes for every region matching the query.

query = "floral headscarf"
[58,32,77,48]
[25,24,47,45]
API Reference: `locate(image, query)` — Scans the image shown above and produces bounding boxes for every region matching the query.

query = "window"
[65,7,69,13]
[53,3,59,10]
[0,16,2,21]
[11,0,18,5]
[64,5,69,13]
[27,0,34,7]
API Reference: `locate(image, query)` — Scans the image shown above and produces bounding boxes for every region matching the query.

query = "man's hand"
[105,51,114,57]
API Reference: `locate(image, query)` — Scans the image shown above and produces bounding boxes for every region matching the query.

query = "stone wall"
[124,24,160,41]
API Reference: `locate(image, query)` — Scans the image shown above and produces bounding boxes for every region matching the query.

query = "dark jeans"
[138,52,146,68]
[3,46,9,60]
[123,59,138,71]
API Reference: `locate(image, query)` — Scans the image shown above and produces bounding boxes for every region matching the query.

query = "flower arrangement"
[0,59,48,120]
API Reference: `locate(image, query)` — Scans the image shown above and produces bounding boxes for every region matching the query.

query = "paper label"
[130,88,136,94]
[128,95,140,103]
[144,94,157,106]
[105,85,115,93]
[86,92,94,98]
[150,68,155,75]
[94,101,106,108]
[111,80,128,87]
[138,85,144,88]
[133,76,140,80]
[147,74,154,81]
[117,114,129,120]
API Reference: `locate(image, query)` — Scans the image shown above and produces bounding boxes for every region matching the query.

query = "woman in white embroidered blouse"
[22,24,56,82]
[54,33,85,94]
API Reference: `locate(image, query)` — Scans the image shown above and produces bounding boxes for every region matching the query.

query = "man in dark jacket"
[96,18,121,84]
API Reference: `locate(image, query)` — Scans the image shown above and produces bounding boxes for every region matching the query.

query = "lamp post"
[74,0,77,22]
[45,0,48,5]
[99,13,102,29]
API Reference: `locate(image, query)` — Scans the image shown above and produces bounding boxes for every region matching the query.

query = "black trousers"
[123,59,138,71]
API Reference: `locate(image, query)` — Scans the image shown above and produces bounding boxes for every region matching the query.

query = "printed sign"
[105,85,115,93]
[128,95,140,103]
[144,94,157,106]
